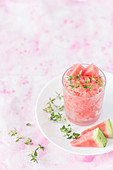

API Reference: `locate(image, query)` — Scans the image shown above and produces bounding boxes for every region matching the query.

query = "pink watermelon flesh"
[83,64,99,77]
[71,130,97,147]
[70,128,107,147]
[69,64,85,77]
[81,119,113,138]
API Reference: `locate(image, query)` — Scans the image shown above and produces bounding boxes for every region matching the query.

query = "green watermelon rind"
[94,128,107,147]
[105,119,113,138]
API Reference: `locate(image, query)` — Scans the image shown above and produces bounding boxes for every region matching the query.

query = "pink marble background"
[1,0,113,169]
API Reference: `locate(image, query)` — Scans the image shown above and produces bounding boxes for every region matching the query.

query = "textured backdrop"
[0,0,113,169]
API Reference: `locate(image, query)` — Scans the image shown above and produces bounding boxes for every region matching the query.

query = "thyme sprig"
[76,70,82,81]
[43,92,64,115]
[29,144,45,163]
[68,70,103,91]
[43,92,80,139]
[68,70,82,83]
[50,112,62,122]
[60,124,80,139]
[8,128,45,164]
[68,76,75,83]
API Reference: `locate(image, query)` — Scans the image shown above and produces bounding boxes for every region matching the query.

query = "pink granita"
[62,64,106,126]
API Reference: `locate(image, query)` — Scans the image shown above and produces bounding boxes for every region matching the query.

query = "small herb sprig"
[68,76,76,83]
[43,92,80,139]
[68,70,103,91]
[29,144,45,164]
[43,92,64,116]
[50,112,62,122]
[60,124,80,139]
[8,128,45,164]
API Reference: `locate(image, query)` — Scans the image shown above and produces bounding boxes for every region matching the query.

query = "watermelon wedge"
[70,64,85,77]
[70,128,107,147]
[81,119,113,138]
[83,64,99,77]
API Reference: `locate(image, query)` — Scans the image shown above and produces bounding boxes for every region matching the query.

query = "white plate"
[35,71,113,155]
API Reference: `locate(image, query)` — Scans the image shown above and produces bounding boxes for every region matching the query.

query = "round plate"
[35,71,113,155]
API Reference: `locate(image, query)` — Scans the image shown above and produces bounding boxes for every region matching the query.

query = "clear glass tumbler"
[62,64,106,126]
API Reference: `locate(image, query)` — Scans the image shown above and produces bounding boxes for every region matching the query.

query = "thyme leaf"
[26,123,31,126]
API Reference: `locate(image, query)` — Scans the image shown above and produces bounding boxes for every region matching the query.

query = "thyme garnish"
[43,92,80,139]
[68,70,103,91]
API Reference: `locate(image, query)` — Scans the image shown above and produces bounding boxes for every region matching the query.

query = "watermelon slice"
[70,128,107,147]
[83,64,99,77]
[81,119,113,138]
[69,64,85,77]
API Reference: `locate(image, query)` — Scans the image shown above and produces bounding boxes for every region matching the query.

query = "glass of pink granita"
[62,64,106,126]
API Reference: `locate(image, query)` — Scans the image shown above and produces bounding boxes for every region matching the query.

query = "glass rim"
[62,64,106,99]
